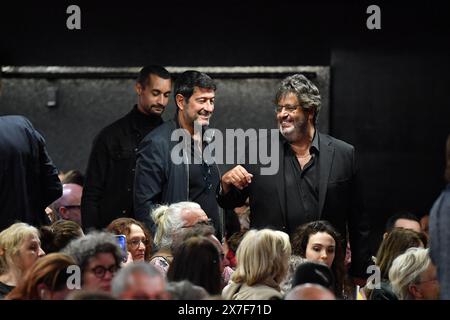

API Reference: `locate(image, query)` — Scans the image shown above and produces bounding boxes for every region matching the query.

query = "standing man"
[0,115,62,231]
[217,74,371,281]
[134,70,221,237]
[81,65,172,231]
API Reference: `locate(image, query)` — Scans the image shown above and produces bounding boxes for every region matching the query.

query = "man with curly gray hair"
[64,231,122,293]
[218,74,371,286]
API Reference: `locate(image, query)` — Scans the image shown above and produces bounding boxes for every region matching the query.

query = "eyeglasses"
[416,277,438,285]
[127,238,149,248]
[90,265,118,279]
[275,104,301,114]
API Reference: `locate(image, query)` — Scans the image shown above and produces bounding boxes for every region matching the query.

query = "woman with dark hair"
[291,220,345,298]
[107,218,152,262]
[6,253,76,300]
[40,220,84,254]
[167,236,222,296]
[364,228,424,300]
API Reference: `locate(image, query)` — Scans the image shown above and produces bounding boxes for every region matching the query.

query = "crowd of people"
[0,65,448,300]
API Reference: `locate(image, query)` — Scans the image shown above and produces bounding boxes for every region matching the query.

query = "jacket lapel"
[318,133,334,219]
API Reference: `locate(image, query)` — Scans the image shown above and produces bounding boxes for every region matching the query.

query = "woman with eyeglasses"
[63,231,122,293]
[107,218,152,262]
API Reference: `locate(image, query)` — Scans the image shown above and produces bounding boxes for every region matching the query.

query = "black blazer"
[217,132,371,277]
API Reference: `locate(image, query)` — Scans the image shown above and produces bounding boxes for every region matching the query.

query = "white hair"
[388,247,431,300]
[151,202,201,249]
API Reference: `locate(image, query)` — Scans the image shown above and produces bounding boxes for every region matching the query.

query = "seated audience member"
[389,247,439,300]
[0,223,45,298]
[167,280,209,300]
[111,262,169,300]
[222,229,291,300]
[107,218,152,262]
[39,220,84,254]
[50,183,83,226]
[168,236,222,296]
[6,253,76,300]
[285,284,336,300]
[365,228,425,300]
[291,220,346,298]
[150,202,209,275]
[63,231,122,293]
[384,211,422,239]
[174,223,233,288]
[61,169,84,187]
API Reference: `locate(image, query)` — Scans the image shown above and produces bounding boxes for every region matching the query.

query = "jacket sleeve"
[134,136,166,233]
[348,147,372,278]
[36,129,62,208]
[216,184,249,209]
[81,134,109,231]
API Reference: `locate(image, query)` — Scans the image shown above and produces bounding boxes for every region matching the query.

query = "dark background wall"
[1,0,450,253]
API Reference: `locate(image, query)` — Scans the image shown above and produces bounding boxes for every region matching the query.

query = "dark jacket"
[217,132,372,278]
[429,183,450,300]
[0,115,62,231]
[81,106,162,230]
[134,119,221,234]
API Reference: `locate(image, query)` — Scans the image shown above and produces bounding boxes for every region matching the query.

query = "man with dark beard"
[82,66,172,230]
[134,71,221,238]
[217,74,371,284]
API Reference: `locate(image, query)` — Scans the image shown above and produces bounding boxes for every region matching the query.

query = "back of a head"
[111,262,166,299]
[292,261,335,290]
[167,236,221,295]
[389,247,432,300]
[285,284,336,300]
[61,170,84,186]
[233,229,291,286]
[167,280,209,300]
[376,228,424,279]
[40,219,83,254]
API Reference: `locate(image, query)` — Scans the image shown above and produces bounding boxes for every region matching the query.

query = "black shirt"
[82,105,163,230]
[188,138,221,237]
[284,131,320,234]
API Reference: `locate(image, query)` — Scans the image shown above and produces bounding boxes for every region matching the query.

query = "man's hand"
[221,165,253,194]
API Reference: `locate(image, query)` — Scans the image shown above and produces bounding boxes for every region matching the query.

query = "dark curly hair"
[106,218,153,261]
[291,220,345,298]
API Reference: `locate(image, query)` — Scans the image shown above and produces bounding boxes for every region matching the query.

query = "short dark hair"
[137,65,171,87]
[385,211,420,233]
[174,70,216,103]
[292,261,335,290]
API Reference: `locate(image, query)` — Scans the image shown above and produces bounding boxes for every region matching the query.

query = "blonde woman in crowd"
[389,247,440,300]
[0,222,45,298]
[222,229,291,300]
